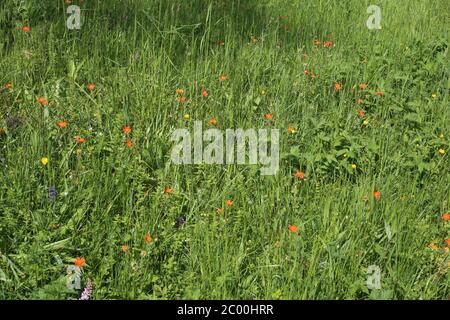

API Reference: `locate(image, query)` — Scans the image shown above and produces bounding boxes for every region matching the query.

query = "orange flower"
[287,127,296,134]
[226,199,234,207]
[22,26,30,33]
[313,39,321,46]
[373,191,381,201]
[144,233,153,243]
[323,41,333,47]
[75,136,86,144]
[74,257,86,268]
[37,97,49,106]
[57,121,68,128]
[216,207,223,215]
[334,82,342,91]
[219,74,227,81]
[294,170,305,180]
[429,243,438,251]
[264,113,273,120]
[442,213,450,221]
[4,83,13,89]
[201,89,208,97]
[304,69,310,76]
[176,88,185,95]
[208,117,218,126]
[445,239,450,247]
[288,224,298,233]
[359,83,368,90]
[123,125,132,135]
[357,109,365,118]
[121,245,129,253]
[86,83,95,91]
[176,96,187,102]
[376,91,385,95]
[164,186,173,194]
[126,138,134,147]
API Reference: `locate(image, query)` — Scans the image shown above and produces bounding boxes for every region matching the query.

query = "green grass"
[0,0,449,300]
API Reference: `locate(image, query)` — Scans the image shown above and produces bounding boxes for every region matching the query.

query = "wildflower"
[4,83,13,89]
[439,133,444,139]
[431,93,437,99]
[123,125,132,135]
[79,279,93,300]
[264,113,273,120]
[183,114,190,120]
[208,117,217,126]
[121,245,129,253]
[363,119,369,126]
[57,121,68,128]
[444,247,449,253]
[175,215,186,228]
[438,149,445,156]
[216,208,223,215]
[226,199,234,207]
[446,239,450,247]
[304,69,310,76]
[74,257,86,268]
[313,39,321,46]
[357,109,365,118]
[376,91,385,95]
[442,213,450,221]
[164,186,173,194]
[373,191,381,201]
[126,138,134,147]
[22,26,30,33]
[351,164,357,170]
[334,82,342,91]
[176,88,185,95]
[201,89,208,97]
[76,136,86,144]
[41,157,49,166]
[288,224,298,233]
[429,243,438,251]
[294,170,305,180]
[86,83,95,91]
[37,97,49,106]
[48,186,57,201]
[219,74,227,81]
[359,83,368,90]
[287,127,296,134]
[323,41,333,47]
[144,233,153,243]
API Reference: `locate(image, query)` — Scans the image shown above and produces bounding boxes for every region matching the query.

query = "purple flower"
[48,186,57,201]
[79,278,93,300]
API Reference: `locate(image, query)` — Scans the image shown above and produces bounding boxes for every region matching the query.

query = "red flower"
[226,199,234,207]
[4,83,13,89]
[57,121,68,128]
[126,138,134,147]
[219,74,227,81]
[373,191,381,201]
[22,26,30,33]
[357,109,365,118]
[288,224,298,233]
[76,136,86,144]
[74,257,86,268]
[304,69,310,76]
[294,170,305,180]
[323,41,333,47]
[442,213,450,221]
[144,233,153,244]
[208,118,218,126]
[264,113,273,120]
[86,83,95,91]
[376,91,385,95]
[202,89,208,97]
[164,187,173,194]
[123,125,132,135]
[37,97,49,106]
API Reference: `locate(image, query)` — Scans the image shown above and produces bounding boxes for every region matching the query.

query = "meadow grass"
[0,0,449,299]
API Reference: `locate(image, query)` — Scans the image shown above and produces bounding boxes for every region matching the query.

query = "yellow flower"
[429,243,438,251]
[41,157,49,166]
[363,120,369,126]
[351,164,357,170]
[439,133,444,139]
[431,93,437,99]
[438,149,445,156]
[183,114,190,120]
